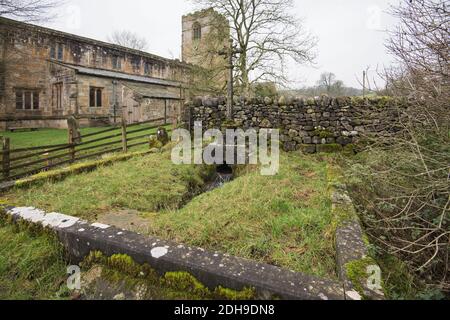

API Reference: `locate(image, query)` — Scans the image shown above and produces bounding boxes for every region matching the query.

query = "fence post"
[121,118,128,153]
[2,137,10,180]
[68,129,75,163]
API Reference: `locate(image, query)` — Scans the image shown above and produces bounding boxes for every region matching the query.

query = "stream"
[204,165,234,192]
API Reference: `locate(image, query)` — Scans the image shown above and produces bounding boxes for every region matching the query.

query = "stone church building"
[0,9,227,129]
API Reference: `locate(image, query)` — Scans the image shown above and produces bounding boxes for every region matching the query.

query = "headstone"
[157,127,169,146]
[67,116,81,144]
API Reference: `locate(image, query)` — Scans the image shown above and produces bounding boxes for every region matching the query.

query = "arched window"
[89,87,103,107]
[193,22,202,40]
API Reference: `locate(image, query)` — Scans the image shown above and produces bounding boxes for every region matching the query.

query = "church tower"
[182,8,229,92]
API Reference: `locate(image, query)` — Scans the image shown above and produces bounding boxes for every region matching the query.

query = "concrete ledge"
[4,206,345,300]
[327,165,385,300]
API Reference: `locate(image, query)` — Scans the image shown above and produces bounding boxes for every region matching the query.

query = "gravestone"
[67,116,81,144]
[157,127,169,146]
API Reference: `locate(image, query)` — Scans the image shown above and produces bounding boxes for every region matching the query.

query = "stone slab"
[5,206,345,300]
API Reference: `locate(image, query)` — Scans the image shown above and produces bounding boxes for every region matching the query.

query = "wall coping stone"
[3,206,346,300]
[327,165,385,300]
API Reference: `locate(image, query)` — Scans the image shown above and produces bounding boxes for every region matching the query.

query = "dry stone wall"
[187,96,405,153]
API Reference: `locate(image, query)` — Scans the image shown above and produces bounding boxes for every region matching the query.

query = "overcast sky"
[44,0,398,89]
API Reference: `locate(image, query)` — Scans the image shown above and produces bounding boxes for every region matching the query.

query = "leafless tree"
[314,72,346,96]
[192,0,317,94]
[0,0,60,22]
[317,72,336,94]
[346,0,449,295]
[108,30,149,51]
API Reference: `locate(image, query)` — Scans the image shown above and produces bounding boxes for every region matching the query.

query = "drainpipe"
[112,80,118,124]
[75,80,79,116]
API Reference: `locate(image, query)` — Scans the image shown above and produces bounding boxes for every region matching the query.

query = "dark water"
[204,165,234,191]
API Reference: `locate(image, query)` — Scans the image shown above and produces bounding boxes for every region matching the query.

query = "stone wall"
[187,96,405,153]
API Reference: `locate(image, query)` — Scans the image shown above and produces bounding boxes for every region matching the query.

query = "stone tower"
[182,8,229,92]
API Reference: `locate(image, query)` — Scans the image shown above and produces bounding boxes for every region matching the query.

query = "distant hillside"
[281,86,363,98]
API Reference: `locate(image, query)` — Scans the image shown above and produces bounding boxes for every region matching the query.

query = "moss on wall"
[313,129,334,139]
[345,256,383,299]
[14,151,150,190]
[214,286,256,300]
[162,272,210,297]
[82,251,256,300]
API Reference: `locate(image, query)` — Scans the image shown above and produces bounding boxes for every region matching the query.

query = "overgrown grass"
[5,151,214,221]
[4,150,337,279]
[0,223,68,300]
[145,152,337,279]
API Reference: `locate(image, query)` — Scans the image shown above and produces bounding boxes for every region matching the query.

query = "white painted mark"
[346,290,362,301]
[151,247,168,259]
[9,207,79,229]
[91,223,110,230]
[318,293,329,300]
[10,207,46,223]
[42,212,79,229]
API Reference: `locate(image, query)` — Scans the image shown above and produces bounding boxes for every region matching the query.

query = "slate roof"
[123,83,181,100]
[57,63,183,88]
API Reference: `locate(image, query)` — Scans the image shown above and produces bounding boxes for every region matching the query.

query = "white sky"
[44,0,398,88]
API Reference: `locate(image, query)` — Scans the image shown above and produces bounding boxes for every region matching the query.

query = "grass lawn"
[1,127,118,149]
[4,150,337,279]
[0,223,69,300]
[0,125,169,150]
[0,125,171,181]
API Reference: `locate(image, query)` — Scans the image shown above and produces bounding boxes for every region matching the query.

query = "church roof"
[56,62,183,88]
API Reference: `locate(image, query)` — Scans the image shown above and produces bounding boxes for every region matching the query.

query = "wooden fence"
[0,117,171,182]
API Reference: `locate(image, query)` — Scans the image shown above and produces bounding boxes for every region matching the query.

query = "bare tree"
[317,72,336,94]
[315,72,346,96]
[0,0,60,22]
[108,30,149,51]
[346,0,450,295]
[192,0,317,94]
